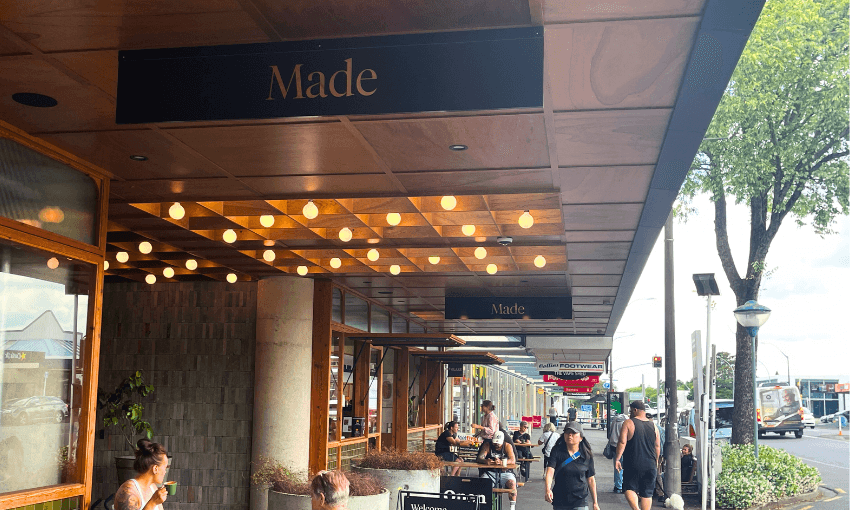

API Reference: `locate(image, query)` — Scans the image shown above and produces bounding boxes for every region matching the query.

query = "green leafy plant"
[97,370,155,452]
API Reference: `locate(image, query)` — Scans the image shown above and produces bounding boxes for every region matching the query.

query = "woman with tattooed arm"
[114,439,169,510]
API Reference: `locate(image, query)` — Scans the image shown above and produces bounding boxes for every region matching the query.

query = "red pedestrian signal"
[652,356,662,368]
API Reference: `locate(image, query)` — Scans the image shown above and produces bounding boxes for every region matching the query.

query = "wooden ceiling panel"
[118,178,259,201]
[251,0,532,40]
[566,242,631,260]
[397,169,555,195]
[354,114,550,171]
[561,204,643,231]
[0,35,27,56]
[543,0,705,23]
[570,274,622,287]
[554,109,671,167]
[555,166,653,204]
[568,260,626,275]
[563,231,635,242]
[238,174,400,197]
[50,50,120,98]
[572,287,618,297]
[164,123,382,177]
[546,18,698,111]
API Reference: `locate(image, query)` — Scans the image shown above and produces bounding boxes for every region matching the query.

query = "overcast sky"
[611,194,850,391]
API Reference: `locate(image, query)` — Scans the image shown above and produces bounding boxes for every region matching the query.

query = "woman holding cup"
[114,439,171,510]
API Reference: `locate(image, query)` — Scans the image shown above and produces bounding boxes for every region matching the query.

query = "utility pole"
[663,211,681,495]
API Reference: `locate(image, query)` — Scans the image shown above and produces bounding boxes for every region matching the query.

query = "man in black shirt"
[567,405,577,422]
[614,401,660,510]
[512,421,532,481]
[477,431,517,510]
[680,444,697,483]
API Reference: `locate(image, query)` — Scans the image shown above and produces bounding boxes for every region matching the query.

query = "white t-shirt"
[539,430,559,455]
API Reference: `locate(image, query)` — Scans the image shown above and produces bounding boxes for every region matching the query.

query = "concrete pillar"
[251,276,314,510]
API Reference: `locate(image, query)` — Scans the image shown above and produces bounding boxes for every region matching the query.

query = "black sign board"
[444,296,572,320]
[447,364,464,377]
[440,476,492,507]
[401,491,480,510]
[116,27,543,124]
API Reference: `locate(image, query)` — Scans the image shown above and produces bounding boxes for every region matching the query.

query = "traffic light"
[652,356,662,368]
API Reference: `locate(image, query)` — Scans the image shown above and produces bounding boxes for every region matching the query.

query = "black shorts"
[437,451,459,462]
[623,466,657,499]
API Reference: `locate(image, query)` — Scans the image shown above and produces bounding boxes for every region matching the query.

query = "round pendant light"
[303,200,319,219]
[486,264,498,275]
[145,274,156,284]
[461,224,476,236]
[386,212,401,226]
[185,259,198,271]
[47,257,59,269]
[226,273,238,283]
[263,250,276,262]
[390,265,401,275]
[330,257,342,269]
[367,249,380,262]
[138,241,152,254]
[103,260,110,271]
[534,255,547,268]
[168,202,185,220]
[297,265,309,276]
[441,195,457,210]
[259,215,275,228]
[518,210,534,229]
[339,227,353,242]
[163,267,175,278]
[474,247,487,260]
[116,252,129,263]
[428,256,440,265]
[223,229,237,243]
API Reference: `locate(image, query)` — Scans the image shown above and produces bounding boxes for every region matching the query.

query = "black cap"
[629,400,646,411]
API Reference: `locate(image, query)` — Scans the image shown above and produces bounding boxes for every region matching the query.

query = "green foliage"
[714,444,821,508]
[97,370,155,452]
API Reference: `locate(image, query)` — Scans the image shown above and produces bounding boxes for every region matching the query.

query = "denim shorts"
[554,506,589,510]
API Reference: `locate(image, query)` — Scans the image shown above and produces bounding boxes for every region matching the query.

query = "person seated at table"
[512,421,533,480]
[681,444,697,483]
[477,431,518,510]
[310,470,349,510]
[435,420,472,476]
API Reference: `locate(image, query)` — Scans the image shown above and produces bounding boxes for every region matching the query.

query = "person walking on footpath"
[549,402,560,424]
[544,421,599,510]
[608,412,628,493]
[567,405,577,422]
[613,401,660,510]
[538,422,560,468]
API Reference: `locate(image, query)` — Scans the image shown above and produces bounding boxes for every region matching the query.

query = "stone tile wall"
[94,281,257,510]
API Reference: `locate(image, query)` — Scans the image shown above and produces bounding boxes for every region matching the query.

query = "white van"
[757,385,804,438]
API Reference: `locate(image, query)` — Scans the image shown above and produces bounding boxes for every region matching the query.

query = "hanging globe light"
[474,247,487,260]
[518,210,534,229]
[297,265,309,276]
[428,256,440,265]
[440,196,457,210]
[259,215,275,228]
[185,259,198,270]
[534,255,547,268]
[462,224,476,236]
[163,267,175,278]
[168,202,185,220]
[145,274,156,284]
[330,257,342,269]
[226,273,238,283]
[390,265,401,275]
[486,264,498,275]
[302,200,319,219]
[339,227,353,242]
[116,252,129,263]
[103,260,110,271]
[367,249,380,262]
[263,250,276,262]
[47,257,59,269]
[138,241,152,254]
[386,212,401,226]
[222,229,237,243]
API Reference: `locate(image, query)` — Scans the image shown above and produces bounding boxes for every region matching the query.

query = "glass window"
[344,294,368,331]
[409,321,425,333]
[0,238,94,493]
[340,337,356,440]
[332,288,342,323]
[0,138,99,246]
[368,348,381,435]
[391,314,407,334]
[371,307,389,333]
[329,333,340,443]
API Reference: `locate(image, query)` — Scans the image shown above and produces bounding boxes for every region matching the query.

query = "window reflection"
[344,294,368,331]
[329,333,340,443]
[368,348,380,434]
[0,239,92,493]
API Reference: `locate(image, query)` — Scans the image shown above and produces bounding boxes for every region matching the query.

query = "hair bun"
[137,438,153,452]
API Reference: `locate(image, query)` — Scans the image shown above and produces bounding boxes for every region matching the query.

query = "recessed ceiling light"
[129,155,148,161]
[12,92,58,108]
[378,291,393,295]
[367,238,381,244]
[263,240,275,247]
[449,144,467,151]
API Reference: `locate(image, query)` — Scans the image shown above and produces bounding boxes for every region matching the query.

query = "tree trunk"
[730,321,755,445]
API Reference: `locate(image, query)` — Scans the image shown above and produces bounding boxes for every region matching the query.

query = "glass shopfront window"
[409,321,425,333]
[332,288,342,323]
[329,333,340,442]
[371,307,389,333]
[392,314,407,334]
[344,294,368,331]
[0,238,94,494]
[340,337,357,439]
[368,348,381,435]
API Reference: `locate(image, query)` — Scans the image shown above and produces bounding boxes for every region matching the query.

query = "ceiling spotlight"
[339,227,353,242]
[474,247,487,260]
[297,265,309,276]
[226,273,238,283]
[518,210,534,229]
[367,249,380,262]
[47,257,59,269]
[185,259,198,270]
[386,212,401,226]
[534,255,547,268]
[259,215,275,228]
[223,229,237,243]
[367,238,381,244]
[263,250,276,262]
[116,252,129,263]
[163,267,175,278]
[12,92,58,108]
[486,263,498,275]
[441,196,457,210]
[129,155,148,162]
[461,224,476,236]
[428,256,440,265]
[330,257,342,269]
[263,240,275,247]
[138,241,152,254]
[103,260,110,271]
[145,274,156,284]
[168,202,185,220]
[303,200,319,219]
[449,144,468,151]
[390,265,401,275]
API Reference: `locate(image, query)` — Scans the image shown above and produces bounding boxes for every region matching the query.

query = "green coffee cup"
[164,481,177,495]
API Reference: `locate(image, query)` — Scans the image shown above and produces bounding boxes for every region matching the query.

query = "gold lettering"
[492,304,499,315]
[267,65,304,100]
[329,58,353,97]
[518,306,525,314]
[356,68,377,96]
[306,71,328,98]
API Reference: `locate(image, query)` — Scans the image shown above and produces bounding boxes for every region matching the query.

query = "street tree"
[680,0,848,444]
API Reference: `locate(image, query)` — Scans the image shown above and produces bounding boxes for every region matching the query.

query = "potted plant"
[352,449,443,510]
[97,370,164,482]
[252,458,389,510]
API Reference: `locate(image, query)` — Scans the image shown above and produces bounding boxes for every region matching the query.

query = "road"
[758,424,848,510]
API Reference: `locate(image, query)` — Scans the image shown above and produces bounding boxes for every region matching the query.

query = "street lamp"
[694,274,720,510]
[733,300,771,459]
[763,343,790,385]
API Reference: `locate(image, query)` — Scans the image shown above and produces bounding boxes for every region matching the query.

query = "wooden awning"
[412,350,504,365]
[345,333,465,347]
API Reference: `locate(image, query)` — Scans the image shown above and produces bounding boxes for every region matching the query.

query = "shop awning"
[345,333,465,347]
[412,350,504,365]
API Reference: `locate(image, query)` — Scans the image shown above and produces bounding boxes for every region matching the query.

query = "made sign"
[116,28,542,124]
[444,296,571,320]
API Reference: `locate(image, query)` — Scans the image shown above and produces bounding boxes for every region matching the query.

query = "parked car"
[820,413,835,423]
[677,399,734,442]
[801,407,816,429]
[0,396,68,425]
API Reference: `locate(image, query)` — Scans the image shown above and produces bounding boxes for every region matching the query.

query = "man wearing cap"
[477,430,518,510]
[614,401,660,510]
[544,421,598,510]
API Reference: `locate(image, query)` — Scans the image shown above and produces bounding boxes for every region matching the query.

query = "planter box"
[352,466,439,510]
[268,488,389,510]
